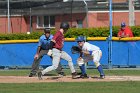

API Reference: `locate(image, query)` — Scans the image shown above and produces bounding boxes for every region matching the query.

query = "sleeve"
[89,51,93,55]
[38,37,42,47]
[50,34,53,39]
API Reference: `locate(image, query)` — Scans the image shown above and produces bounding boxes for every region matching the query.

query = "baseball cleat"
[80,74,89,79]
[58,72,66,76]
[29,73,33,77]
[100,75,105,79]
[71,72,77,79]
[77,72,82,75]
[29,73,36,77]
[37,72,43,80]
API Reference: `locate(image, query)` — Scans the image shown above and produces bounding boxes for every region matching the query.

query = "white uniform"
[82,42,102,67]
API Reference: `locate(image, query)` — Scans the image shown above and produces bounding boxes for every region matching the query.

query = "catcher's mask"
[60,22,70,33]
[76,36,86,42]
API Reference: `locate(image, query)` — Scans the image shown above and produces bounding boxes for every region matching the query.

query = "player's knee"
[52,65,59,70]
[94,61,100,67]
[77,58,84,66]
[67,58,72,63]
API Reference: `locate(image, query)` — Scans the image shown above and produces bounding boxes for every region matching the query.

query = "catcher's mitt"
[71,46,82,54]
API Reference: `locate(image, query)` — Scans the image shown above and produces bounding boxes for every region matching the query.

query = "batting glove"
[47,49,52,56]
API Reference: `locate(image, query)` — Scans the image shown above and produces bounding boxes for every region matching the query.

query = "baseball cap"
[121,22,126,27]
[76,36,86,42]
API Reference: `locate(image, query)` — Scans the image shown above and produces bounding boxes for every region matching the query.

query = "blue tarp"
[112,41,140,66]
[0,41,140,67]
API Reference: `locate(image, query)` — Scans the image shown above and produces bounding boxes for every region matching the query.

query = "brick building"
[0,0,140,34]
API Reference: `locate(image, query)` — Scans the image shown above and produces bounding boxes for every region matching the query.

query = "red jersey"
[52,31,64,50]
[118,27,134,37]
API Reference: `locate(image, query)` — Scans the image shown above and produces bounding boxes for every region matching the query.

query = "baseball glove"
[71,46,82,54]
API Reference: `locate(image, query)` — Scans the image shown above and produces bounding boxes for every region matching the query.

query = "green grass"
[0,69,30,76]
[0,82,140,93]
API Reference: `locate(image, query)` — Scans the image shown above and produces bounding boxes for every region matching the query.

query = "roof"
[0,0,63,9]
[0,0,139,15]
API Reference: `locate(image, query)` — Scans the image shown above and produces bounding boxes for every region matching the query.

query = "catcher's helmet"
[60,22,69,29]
[76,36,86,42]
[44,28,51,33]
[121,22,126,27]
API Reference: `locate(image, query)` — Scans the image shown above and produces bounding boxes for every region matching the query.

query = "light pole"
[7,0,10,33]
[83,0,89,28]
[109,0,112,69]
[70,0,73,27]
[129,0,135,26]
[29,8,32,33]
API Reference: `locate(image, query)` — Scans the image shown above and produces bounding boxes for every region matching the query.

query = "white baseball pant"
[82,50,102,67]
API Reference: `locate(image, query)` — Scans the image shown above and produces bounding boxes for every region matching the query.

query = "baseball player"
[76,36,105,79]
[29,28,65,77]
[37,22,77,80]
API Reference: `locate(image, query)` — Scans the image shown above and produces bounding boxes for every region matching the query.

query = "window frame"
[36,15,55,29]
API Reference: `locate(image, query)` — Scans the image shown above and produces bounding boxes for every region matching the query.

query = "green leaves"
[65,27,110,37]
[0,26,139,40]
[0,32,43,40]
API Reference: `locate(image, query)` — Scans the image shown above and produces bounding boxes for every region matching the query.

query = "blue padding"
[0,43,36,66]
[112,41,140,66]
[112,41,129,65]
[0,41,140,67]
[127,41,140,65]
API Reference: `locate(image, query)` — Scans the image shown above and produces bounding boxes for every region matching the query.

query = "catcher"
[72,36,105,79]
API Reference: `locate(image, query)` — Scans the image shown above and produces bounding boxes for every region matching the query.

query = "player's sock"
[97,65,105,76]
[79,64,86,75]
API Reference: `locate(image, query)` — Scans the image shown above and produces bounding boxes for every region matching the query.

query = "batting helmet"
[44,28,51,33]
[76,36,86,42]
[121,22,126,27]
[60,22,70,29]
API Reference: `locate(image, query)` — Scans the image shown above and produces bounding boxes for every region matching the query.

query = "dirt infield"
[0,75,140,83]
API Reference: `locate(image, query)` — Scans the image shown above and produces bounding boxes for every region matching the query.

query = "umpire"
[29,28,65,77]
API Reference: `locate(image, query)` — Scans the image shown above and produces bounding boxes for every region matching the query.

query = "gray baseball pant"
[42,48,76,75]
[30,50,62,75]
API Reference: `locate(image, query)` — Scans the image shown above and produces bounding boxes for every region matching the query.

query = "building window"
[37,15,55,28]
[77,20,83,28]
[37,16,43,27]
[50,16,55,27]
